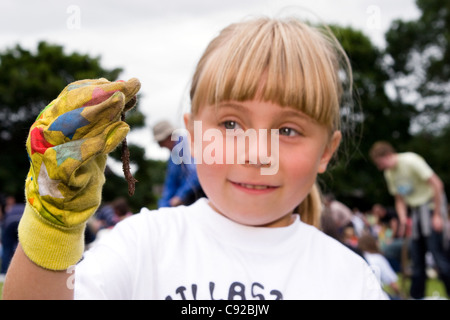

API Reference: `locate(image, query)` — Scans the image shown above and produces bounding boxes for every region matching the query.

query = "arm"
[428,173,444,232]
[3,78,140,299]
[394,195,408,237]
[2,245,73,300]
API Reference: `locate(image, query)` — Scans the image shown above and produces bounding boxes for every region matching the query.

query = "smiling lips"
[230,180,279,193]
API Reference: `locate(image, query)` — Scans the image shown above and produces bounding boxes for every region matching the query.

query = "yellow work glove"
[18,78,141,270]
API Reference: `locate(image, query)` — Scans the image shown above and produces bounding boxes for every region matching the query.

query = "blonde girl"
[4,17,386,300]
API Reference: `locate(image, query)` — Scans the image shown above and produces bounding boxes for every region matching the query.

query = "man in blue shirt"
[153,120,203,208]
[1,196,25,274]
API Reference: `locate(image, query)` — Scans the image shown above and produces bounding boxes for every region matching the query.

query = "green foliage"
[322,1,450,209]
[105,145,167,212]
[319,26,416,209]
[384,0,450,197]
[385,0,450,131]
[0,42,121,198]
[0,41,163,211]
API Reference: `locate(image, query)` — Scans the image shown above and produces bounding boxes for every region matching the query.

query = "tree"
[106,143,167,213]
[0,42,121,197]
[319,26,416,209]
[385,0,450,197]
[385,0,450,133]
[0,41,164,211]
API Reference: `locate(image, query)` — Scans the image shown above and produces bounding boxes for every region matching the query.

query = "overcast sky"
[1,0,420,163]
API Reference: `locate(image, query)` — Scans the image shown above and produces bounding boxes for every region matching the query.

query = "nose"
[236,129,276,168]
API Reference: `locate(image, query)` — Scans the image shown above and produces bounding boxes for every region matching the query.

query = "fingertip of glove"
[127,77,141,87]
[115,122,131,138]
[124,78,141,97]
[103,123,130,154]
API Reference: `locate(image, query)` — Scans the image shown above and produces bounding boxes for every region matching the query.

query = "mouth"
[229,180,279,193]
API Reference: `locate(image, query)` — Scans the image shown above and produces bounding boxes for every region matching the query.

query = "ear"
[183,113,196,158]
[183,113,192,132]
[318,131,342,174]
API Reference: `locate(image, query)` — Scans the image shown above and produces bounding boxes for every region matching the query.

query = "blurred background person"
[370,141,450,299]
[1,195,24,274]
[358,233,401,299]
[153,120,204,208]
[371,203,405,272]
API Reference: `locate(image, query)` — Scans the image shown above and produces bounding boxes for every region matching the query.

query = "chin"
[222,207,292,228]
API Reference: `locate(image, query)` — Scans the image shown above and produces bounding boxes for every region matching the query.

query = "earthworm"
[121,96,138,196]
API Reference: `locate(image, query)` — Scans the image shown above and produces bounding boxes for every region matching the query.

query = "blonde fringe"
[190,17,350,133]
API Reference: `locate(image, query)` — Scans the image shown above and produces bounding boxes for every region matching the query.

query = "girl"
[3,17,386,299]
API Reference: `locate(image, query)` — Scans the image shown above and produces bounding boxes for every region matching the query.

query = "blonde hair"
[189,17,352,227]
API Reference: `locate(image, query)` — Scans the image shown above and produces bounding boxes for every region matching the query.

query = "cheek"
[195,162,224,198]
[280,147,321,189]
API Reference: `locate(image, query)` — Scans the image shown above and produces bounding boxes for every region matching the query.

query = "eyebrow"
[217,101,312,122]
[279,109,312,122]
[217,102,251,115]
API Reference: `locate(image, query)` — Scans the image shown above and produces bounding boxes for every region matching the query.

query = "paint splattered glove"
[18,78,141,270]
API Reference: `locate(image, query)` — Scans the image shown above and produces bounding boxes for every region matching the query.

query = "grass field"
[387,274,448,299]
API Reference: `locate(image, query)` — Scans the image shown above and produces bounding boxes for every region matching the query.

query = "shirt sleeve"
[360,260,390,300]
[74,214,145,299]
[384,170,397,196]
[74,242,133,299]
[408,153,434,181]
[378,255,398,285]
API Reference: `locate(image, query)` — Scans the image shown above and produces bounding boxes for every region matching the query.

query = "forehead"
[190,19,345,131]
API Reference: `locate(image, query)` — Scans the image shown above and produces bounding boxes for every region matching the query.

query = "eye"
[222,120,241,130]
[278,127,299,137]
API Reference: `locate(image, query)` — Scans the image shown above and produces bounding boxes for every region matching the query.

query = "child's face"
[185,100,341,228]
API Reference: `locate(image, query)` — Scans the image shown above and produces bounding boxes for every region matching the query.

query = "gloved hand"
[18,78,141,270]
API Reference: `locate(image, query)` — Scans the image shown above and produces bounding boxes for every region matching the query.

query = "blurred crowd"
[0,194,132,278]
[322,193,450,299]
[2,190,449,299]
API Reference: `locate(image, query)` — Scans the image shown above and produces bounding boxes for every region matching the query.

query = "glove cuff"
[18,203,86,271]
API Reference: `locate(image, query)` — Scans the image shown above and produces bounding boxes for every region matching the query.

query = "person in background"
[371,203,405,272]
[370,141,450,299]
[358,233,401,299]
[372,203,401,238]
[152,120,204,208]
[1,196,24,274]
[323,194,353,236]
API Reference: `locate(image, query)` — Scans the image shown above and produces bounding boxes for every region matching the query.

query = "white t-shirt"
[363,252,398,286]
[74,198,387,300]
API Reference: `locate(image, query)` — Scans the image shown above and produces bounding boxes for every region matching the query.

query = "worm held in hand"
[121,97,138,196]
